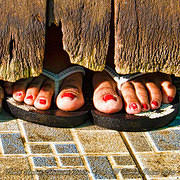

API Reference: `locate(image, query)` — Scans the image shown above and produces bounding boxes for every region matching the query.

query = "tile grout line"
[17,119,39,180]
[71,129,95,180]
[119,132,147,180]
[0,138,4,154]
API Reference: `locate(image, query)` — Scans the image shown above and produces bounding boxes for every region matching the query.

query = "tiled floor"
[0,104,179,179]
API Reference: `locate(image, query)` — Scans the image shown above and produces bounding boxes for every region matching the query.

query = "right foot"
[4,72,84,111]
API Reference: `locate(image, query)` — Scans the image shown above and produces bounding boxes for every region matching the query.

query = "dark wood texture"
[0,0,46,82]
[115,0,180,76]
[53,0,111,71]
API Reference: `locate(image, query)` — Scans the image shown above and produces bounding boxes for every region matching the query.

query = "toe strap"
[42,66,85,99]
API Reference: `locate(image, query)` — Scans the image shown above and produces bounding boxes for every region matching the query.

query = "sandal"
[91,66,180,131]
[5,66,90,128]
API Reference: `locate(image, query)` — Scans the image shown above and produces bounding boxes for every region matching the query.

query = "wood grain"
[0,0,46,82]
[115,0,180,76]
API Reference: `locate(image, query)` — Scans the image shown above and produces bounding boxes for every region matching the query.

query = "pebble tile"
[23,121,73,142]
[55,144,78,154]
[0,157,33,179]
[0,133,25,154]
[123,132,153,152]
[86,156,116,179]
[113,155,135,166]
[33,157,57,167]
[116,168,142,179]
[149,130,180,151]
[0,120,19,131]
[59,156,83,166]
[37,169,89,180]
[136,152,180,179]
[77,131,128,153]
[30,144,53,154]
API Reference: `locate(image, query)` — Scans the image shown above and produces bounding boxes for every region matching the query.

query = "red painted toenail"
[16,92,22,97]
[152,100,159,107]
[26,95,33,100]
[142,104,148,110]
[129,103,138,110]
[61,93,76,100]
[103,94,116,102]
[168,96,173,102]
[39,99,46,105]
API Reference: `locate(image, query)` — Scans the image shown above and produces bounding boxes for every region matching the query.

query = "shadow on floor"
[0,109,14,122]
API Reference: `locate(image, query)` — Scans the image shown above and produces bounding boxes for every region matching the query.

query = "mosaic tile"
[136,152,180,178]
[114,168,142,179]
[59,156,83,166]
[149,130,180,151]
[0,120,19,131]
[0,133,26,154]
[55,144,78,154]
[86,156,116,179]
[37,169,89,180]
[113,155,135,166]
[77,131,128,153]
[30,144,53,154]
[33,157,57,167]
[23,121,73,142]
[0,157,33,179]
[123,132,153,152]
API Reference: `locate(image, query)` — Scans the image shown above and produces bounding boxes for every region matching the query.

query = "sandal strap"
[104,66,147,90]
[42,66,85,99]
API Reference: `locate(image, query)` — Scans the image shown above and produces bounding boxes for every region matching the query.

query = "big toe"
[93,72,123,114]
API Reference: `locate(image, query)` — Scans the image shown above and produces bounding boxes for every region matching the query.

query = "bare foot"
[93,72,176,114]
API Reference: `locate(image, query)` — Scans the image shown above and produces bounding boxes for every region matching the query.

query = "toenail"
[61,92,76,100]
[39,99,46,105]
[26,95,33,100]
[151,100,159,107]
[103,94,117,102]
[168,96,173,102]
[129,103,138,110]
[16,92,22,97]
[142,104,148,110]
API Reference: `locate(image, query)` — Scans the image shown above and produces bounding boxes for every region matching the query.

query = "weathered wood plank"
[115,0,180,76]
[0,0,46,82]
[53,0,111,71]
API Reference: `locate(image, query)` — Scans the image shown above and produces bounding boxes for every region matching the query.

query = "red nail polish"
[129,103,138,110]
[39,99,46,105]
[61,93,76,100]
[152,100,159,107]
[142,104,148,110]
[168,96,173,102]
[16,92,22,97]
[103,94,117,102]
[26,95,33,100]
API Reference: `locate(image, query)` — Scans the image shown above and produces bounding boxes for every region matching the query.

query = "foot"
[93,71,176,114]
[4,72,84,111]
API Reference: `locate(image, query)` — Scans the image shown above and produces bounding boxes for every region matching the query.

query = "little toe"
[56,73,84,111]
[132,81,150,111]
[145,81,162,109]
[93,72,123,114]
[13,78,33,102]
[160,80,176,104]
[24,76,45,105]
[121,82,141,114]
[34,79,54,110]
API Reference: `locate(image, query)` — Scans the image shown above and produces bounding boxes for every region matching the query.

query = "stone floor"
[0,92,179,179]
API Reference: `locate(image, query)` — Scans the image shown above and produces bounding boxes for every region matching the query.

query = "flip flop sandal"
[92,66,180,132]
[5,66,90,128]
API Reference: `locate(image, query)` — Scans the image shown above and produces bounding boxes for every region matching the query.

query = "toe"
[145,81,162,109]
[24,76,45,105]
[132,81,150,111]
[34,79,54,110]
[160,80,176,104]
[56,73,84,111]
[13,78,32,102]
[93,72,123,114]
[121,82,141,114]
